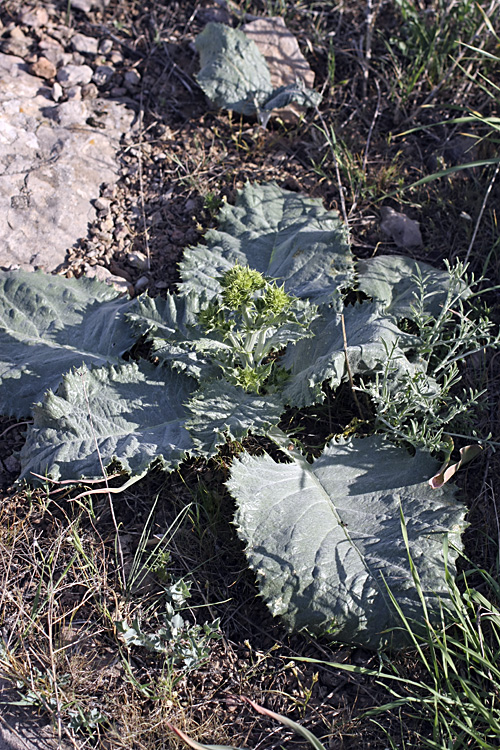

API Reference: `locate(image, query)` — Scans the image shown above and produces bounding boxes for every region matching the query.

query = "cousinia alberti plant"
[0,182,494,649]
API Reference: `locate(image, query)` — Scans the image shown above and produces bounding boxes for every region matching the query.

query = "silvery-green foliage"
[229,435,466,649]
[185,381,284,456]
[281,302,420,408]
[20,361,195,481]
[0,272,136,418]
[179,183,353,305]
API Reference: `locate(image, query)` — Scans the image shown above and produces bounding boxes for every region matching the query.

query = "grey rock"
[93,64,114,86]
[110,50,123,65]
[94,196,111,212]
[38,38,66,67]
[99,38,113,55]
[0,37,30,57]
[66,85,82,100]
[56,63,93,87]
[380,206,423,248]
[135,275,149,293]
[0,52,135,272]
[71,51,86,66]
[128,251,149,271]
[85,264,133,294]
[54,99,88,126]
[69,0,94,11]
[81,82,98,99]
[20,7,49,28]
[123,69,141,89]
[51,81,63,101]
[9,27,26,41]
[71,33,99,55]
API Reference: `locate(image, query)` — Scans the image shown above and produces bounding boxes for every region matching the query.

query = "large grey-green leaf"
[195,24,321,118]
[281,302,418,408]
[229,436,466,650]
[179,183,353,305]
[126,292,220,379]
[126,292,201,342]
[356,255,459,320]
[186,381,284,456]
[0,271,135,418]
[195,23,273,116]
[20,361,195,482]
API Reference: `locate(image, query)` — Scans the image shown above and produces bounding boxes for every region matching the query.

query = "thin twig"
[350,77,382,217]
[465,162,500,265]
[315,109,349,226]
[0,421,31,439]
[137,73,151,271]
[80,375,126,588]
[361,0,380,99]
[341,314,365,420]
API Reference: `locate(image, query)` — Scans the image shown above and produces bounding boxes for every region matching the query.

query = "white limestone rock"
[0,52,135,272]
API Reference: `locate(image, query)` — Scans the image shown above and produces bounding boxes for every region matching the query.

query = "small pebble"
[94,196,112,212]
[93,64,114,86]
[71,33,99,55]
[57,63,93,87]
[70,0,94,12]
[31,56,57,80]
[21,7,49,27]
[110,50,123,64]
[101,183,117,199]
[71,52,87,66]
[10,26,26,40]
[135,275,149,293]
[110,86,127,97]
[51,81,63,101]
[38,39,66,67]
[85,265,134,295]
[98,38,113,55]
[66,85,82,100]
[81,82,98,99]
[123,69,141,89]
[114,226,129,242]
[127,251,149,271]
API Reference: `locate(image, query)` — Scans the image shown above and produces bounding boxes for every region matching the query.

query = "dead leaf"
[429,444,483,488]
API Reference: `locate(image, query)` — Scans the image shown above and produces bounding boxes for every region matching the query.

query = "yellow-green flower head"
[263,283,292,315]
[220,264,265,309]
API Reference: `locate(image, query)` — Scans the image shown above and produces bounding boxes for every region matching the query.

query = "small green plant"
[197,263,316,393]
[115,577,221,671]
[385,0,487,102]
[356,260,498,454]
[203,191,224,216]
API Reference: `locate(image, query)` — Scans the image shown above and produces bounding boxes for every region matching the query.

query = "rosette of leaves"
[0,184,457,483]
[195,23,321,119]
[0,183,473,648]
[129,264,318,456]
